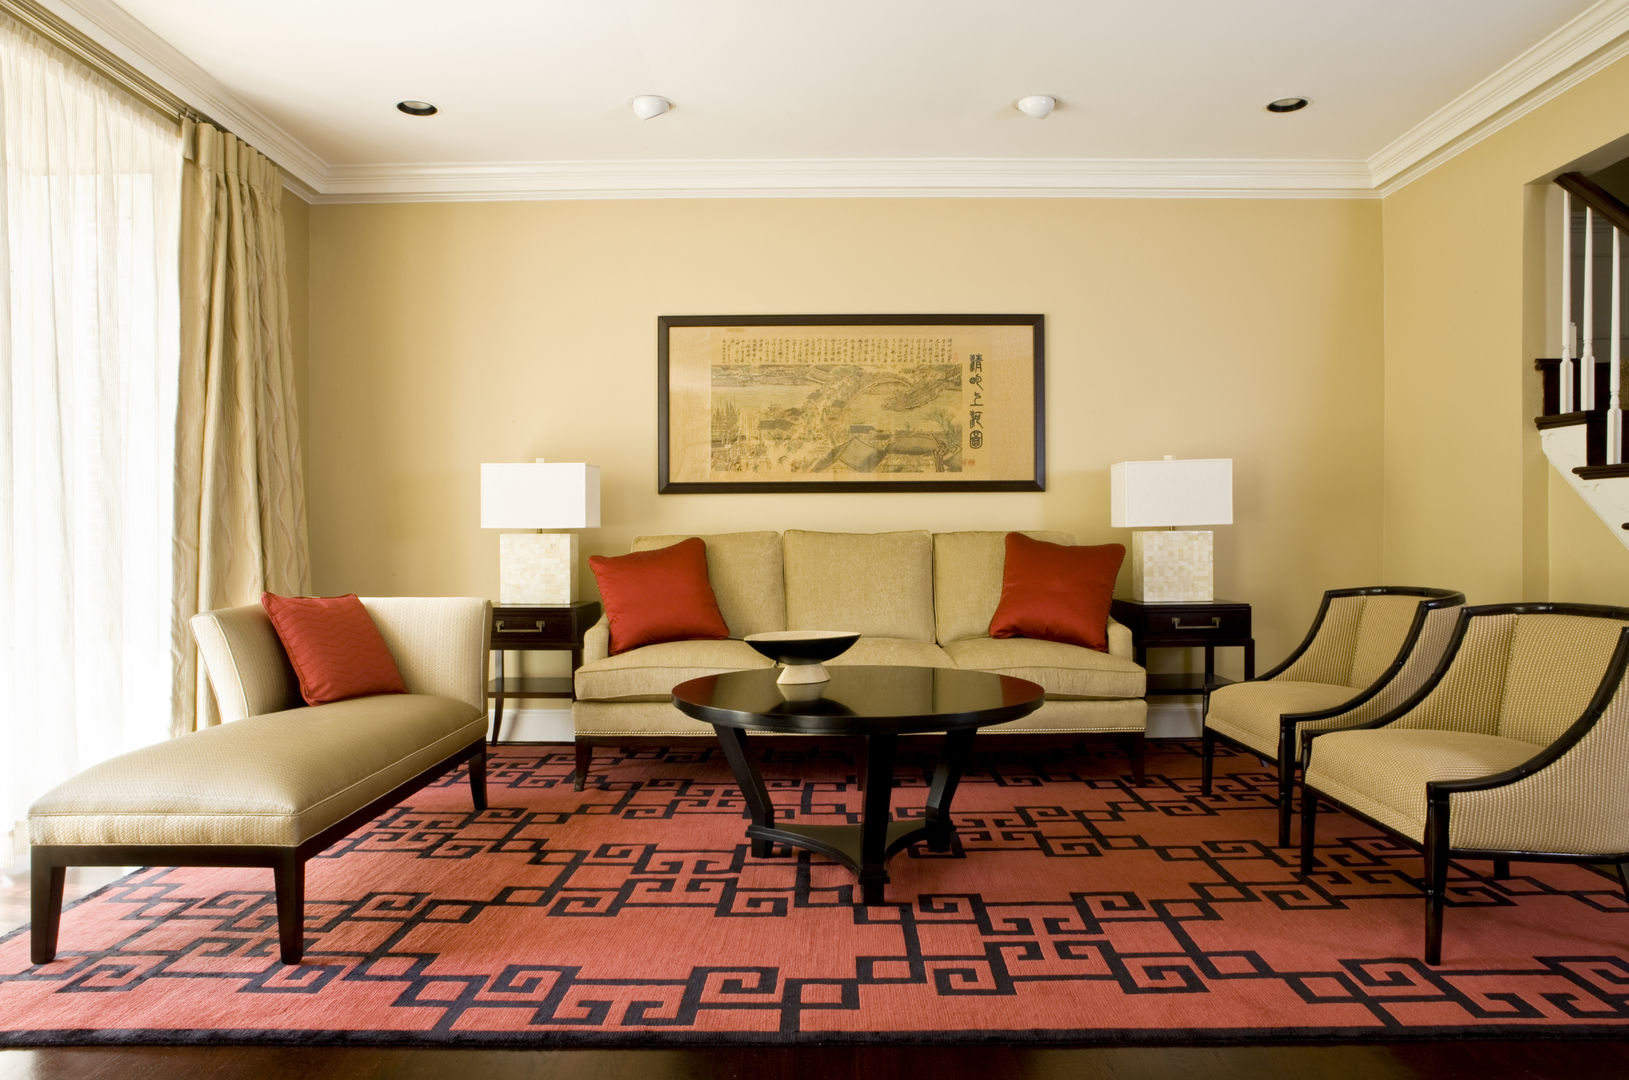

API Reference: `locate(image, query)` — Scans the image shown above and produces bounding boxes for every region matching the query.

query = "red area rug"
[3,741,1628,1047]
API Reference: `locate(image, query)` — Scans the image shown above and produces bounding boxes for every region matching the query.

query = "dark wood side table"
[1110,598,1255,699]
[488,601,601,745]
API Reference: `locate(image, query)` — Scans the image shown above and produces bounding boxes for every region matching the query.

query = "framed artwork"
[657,314,1044,493]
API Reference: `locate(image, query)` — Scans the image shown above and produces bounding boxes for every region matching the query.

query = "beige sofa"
[28,597,491,966]
[571,530,1147,787]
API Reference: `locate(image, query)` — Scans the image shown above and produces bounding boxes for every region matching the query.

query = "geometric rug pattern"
[2,741,1627,1046]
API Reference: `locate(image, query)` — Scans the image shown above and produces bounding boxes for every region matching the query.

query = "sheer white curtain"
[0,18,182,863]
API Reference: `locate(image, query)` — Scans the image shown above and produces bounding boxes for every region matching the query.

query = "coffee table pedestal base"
[713,725,973,906]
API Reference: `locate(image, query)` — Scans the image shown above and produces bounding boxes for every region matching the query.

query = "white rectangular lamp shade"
[1110,458,1232,603]
[481,463,600,604]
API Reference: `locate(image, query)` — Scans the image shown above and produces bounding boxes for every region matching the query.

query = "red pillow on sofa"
[261,592,407,705]
[589,537,729,655]
[988,533,1125,652]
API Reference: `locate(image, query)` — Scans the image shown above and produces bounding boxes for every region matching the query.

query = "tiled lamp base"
[499,533,578,605]
[1130,530,1214,602]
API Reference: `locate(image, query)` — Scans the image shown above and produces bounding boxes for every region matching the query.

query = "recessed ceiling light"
[1015,95,1056,119]
[1265,97,1309,113]
[396,100,438,117]
[631,95,672,120]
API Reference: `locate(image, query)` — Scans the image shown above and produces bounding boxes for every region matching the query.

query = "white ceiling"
[37,0,1629,200]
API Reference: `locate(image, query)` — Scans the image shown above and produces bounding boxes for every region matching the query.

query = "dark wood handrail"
[1556,171,1629,236]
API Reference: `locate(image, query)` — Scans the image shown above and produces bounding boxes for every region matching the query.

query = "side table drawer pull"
[1173,617,1221,630]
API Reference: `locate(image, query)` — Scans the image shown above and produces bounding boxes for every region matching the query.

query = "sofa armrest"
[190,605,301,723]
[1107,617,1134,661]
[582,614,611,665]
[362,597,492,714]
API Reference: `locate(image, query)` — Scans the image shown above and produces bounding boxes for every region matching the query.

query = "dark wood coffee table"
[672,665,1044,905]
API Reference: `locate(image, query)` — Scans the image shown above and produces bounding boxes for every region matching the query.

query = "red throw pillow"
[989,533,1125,652]
[261,592,407,706]
[589,537,729,655]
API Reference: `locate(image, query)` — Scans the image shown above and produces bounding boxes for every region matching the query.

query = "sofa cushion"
[590,538,729,655]
[933,530,1074,644]
[260,592,406,706]
[827,637,956,668]
[988,533,1125,652]
[574,639,774,701]
[633,531,786,638]
[942,636,1146,699]
[28,694,486,848]
[784,530,934,642]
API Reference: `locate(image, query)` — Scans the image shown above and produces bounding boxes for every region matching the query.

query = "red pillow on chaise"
[589,537,729,655]
[988,532,1125,652]
[261,592,407,706]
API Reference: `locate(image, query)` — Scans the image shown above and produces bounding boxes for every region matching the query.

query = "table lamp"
[480,461,601,604]
[1109,457,1233,602]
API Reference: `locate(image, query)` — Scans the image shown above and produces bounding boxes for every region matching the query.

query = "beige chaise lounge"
[28,597,490,966]
[572,530,1147,787]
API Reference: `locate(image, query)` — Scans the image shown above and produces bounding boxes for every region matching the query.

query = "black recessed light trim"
[1266,97,1310,114]
[397,100,438,116]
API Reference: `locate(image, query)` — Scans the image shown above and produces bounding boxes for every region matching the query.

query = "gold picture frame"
[657,314,1044,493]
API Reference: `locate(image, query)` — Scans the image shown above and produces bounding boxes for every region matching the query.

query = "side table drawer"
[1144,605,1251,639]
[493,610,575,644]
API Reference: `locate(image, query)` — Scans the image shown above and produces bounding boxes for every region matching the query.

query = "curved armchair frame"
[1202,586,1465,847]
[1298,602,1629,965]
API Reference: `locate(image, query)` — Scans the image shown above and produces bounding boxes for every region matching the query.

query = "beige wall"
[304,196,1383,667]
[1382,52,1629,605]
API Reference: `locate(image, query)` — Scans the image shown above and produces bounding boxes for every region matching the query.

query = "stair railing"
[1556,173,1629,464]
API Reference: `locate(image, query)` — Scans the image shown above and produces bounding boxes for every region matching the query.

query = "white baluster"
[1612,226,1623,466]
[1562,189,1574,413]
[1584,207,1597,412]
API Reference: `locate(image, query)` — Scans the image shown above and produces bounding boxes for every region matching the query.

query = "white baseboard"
[491,702,1204,744]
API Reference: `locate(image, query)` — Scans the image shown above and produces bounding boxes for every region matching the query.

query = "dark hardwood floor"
[5,1041,1629,1080]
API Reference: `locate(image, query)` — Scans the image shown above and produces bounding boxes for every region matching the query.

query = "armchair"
[1298,602,1629,964]
[1202,586,1465,846]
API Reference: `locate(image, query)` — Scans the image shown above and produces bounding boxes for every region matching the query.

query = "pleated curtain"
[170,119,310,734]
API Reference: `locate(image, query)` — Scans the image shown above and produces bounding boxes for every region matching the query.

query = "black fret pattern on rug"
[2,742,1628,1046]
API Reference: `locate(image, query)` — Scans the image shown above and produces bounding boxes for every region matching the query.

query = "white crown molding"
[311,157,1378,203]
[36,0,327,191]
[1370,0,1629,194]
[27,0,1629,202]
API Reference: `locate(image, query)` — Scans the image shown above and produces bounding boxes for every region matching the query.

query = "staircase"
[1534,172,1629,545]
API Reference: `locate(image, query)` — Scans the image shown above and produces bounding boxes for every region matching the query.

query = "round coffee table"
[672,665,1044,905]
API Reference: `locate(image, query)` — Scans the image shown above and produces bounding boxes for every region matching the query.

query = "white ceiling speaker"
[1015,95,1056,119]
[631,95,672,120]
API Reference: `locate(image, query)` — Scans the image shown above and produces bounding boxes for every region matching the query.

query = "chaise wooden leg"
[467,747,488,811]
[29,849,65,965]
[573,737,592,791]
[1617,861,1629,906]
[273,852,306,965]
[1491,857,1510,880]
[1200,728,1216,795]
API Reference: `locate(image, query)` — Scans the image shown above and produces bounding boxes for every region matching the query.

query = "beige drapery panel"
[170,119,311,735]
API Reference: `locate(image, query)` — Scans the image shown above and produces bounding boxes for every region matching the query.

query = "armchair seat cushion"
[29,694,486,849]
[942,636,1145,700]
[574,639,774,701]
[1304,729,1538,843]
[1205,680,1363,756]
